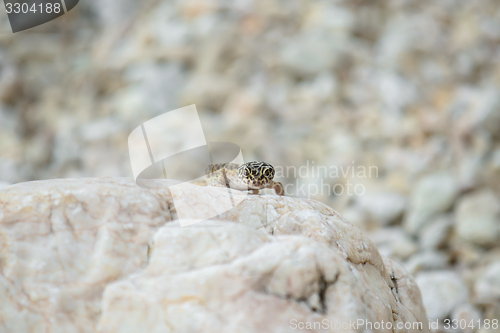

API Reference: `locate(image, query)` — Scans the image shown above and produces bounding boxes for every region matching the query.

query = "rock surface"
[0,178,429,333]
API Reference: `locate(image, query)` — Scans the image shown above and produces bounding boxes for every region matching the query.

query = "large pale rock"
[0,178,172,333]
[0,178,429,333]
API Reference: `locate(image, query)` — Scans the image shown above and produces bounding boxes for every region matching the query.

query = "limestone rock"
[0,178,430,332]
[98,223,427,332]
[0,178,171,333]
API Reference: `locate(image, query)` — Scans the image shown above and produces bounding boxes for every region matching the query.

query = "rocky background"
[0,0,499,331]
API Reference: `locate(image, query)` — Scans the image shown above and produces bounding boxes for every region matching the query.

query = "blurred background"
[0,0,499,331]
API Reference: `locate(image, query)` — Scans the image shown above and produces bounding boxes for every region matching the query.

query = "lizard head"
[237,161,276,189]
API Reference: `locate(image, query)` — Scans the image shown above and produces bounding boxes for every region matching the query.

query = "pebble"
[455,190,500,247]
[474,261,500,303]
[280,32,337,77]
[415,271,469,321]
[404,173,460,235]
[419,215,453,250]
[404,250,449,275]
[368,227,418,260]
[356,191,407,226]
[450,303,482,333]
